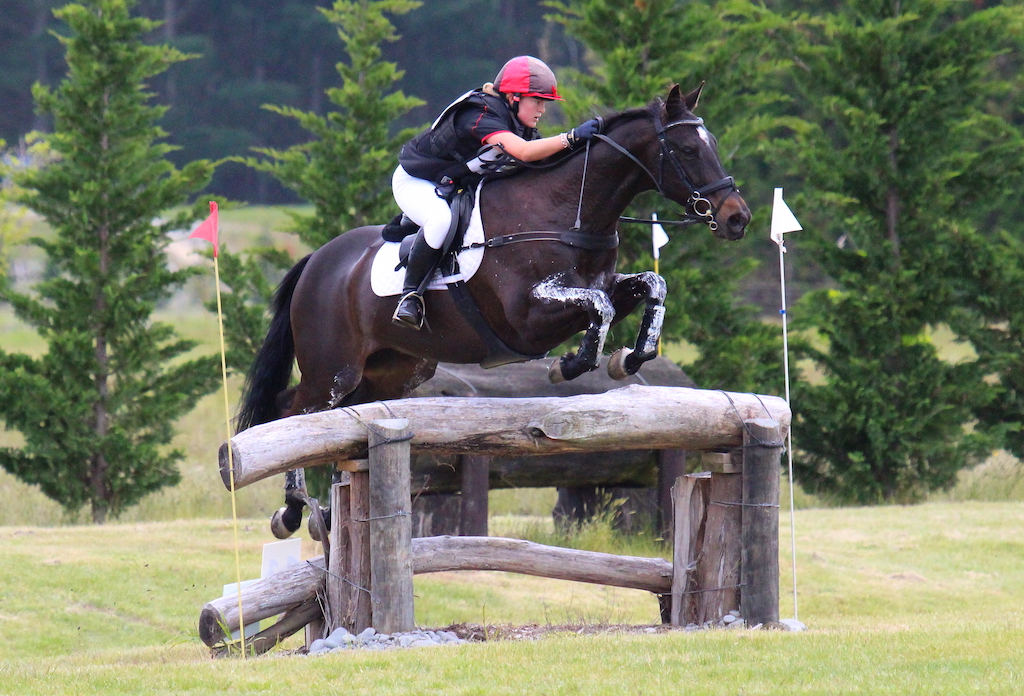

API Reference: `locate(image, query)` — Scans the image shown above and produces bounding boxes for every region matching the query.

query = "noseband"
[593,106,739,231]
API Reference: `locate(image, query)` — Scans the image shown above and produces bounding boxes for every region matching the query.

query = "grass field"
[3,206,1024,693]
[2,503,1023,695]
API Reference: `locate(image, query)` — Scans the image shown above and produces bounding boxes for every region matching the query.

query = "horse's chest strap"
[466,230,618,252]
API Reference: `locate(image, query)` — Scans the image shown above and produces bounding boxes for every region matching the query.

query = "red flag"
[189,201,219,256]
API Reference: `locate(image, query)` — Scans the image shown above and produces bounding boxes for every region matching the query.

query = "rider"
[391,55,602,329]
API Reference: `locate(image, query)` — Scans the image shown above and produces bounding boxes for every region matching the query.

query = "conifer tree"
[0,0,219,522]
[767,0,1024,502]
[214,0,425,377]
[246,0,424,249]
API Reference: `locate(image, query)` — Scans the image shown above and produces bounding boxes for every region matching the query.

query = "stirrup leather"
[392,291,426,330]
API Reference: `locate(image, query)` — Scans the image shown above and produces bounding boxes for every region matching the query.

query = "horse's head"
[653,84,750,241]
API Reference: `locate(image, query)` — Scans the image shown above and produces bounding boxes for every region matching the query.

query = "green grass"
[2,503,1024,694]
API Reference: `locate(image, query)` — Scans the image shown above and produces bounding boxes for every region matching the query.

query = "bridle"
[593,104,740,232]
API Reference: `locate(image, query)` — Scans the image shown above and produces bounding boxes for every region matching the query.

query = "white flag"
[770,188,802,247]
[652,212,669,260]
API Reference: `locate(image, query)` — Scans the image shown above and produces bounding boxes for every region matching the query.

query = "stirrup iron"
[392,291,426,330]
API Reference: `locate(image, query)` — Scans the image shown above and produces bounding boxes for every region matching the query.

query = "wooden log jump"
[218,385,790,491]
[203,387,788,650]
[199,535,676,646]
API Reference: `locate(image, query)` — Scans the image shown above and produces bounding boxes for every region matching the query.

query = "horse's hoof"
[308,512,327,543]
[608,348,634,380]
[270,507,296,539]
[548,357,567,384]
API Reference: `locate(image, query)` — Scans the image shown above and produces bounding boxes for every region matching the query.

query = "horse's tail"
[235,254,312,433]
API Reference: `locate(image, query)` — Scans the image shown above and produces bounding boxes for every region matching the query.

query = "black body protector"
[392,89,539,330]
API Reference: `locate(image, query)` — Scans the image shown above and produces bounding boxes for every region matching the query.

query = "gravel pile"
[306,626,467,655]
[302,615,808,655]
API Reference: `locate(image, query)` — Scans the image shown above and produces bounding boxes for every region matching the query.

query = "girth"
[465,229,618,252]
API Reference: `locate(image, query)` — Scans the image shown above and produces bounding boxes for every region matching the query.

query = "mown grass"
[2,503,1023,694]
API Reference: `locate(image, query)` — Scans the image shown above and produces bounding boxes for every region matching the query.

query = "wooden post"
[670,472,709,625]
[460,454,490,536]
[368,418,414,633]
[740,418,782,627]
[327,481,351,633]
[657,449,687,540]
[693,472,742,623]
[349,468,372,632]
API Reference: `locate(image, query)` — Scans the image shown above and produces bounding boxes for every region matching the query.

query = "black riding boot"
[392,232,444,330]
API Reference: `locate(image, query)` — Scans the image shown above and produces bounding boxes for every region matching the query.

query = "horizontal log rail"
[219,385,790,491]
[199,535,675,646]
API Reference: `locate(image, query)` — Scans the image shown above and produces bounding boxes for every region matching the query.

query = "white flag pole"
[771,188,802,622]
[652,213,669,356]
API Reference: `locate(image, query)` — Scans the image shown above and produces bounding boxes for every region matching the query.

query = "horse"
[236,84,751,538]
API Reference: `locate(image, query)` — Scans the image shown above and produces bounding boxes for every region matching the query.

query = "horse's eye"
[681,146,699,159]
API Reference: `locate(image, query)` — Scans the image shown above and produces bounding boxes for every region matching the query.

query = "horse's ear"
[666,84,684,119]
[666,82,703,118]
[667,82,704,118]
[684,82,704,111]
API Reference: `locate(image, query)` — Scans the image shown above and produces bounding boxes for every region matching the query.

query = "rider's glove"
[565,118,603,149]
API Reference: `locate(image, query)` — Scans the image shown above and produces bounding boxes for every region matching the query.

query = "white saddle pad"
[370,185,486,297]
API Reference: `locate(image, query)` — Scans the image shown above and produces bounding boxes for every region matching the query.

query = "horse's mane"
[519,100,663,171]
[598,99,661,132]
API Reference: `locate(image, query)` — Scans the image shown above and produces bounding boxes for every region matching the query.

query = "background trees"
[762,0,1024,502]
[3,0,1024,510]
[0,0,219,522]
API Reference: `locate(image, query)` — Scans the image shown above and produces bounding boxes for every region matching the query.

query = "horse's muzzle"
[715,193,751,241]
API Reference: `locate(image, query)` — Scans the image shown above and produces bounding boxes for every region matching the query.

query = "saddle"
[380,189,546,368]
[384,188,475,273]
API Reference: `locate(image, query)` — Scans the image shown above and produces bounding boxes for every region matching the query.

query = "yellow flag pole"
[213,252,248,657]
[191,201,247,656]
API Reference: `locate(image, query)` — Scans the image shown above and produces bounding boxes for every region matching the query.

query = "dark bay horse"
[237,84,750,538]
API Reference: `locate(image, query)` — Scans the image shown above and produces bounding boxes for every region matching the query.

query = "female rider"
[391,55,601,329]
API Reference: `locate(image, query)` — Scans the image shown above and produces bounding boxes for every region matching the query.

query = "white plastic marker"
[770,187,802,622]
[652,213,669,355]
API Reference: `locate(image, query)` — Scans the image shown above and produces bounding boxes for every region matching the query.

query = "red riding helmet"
[493,56,564,101]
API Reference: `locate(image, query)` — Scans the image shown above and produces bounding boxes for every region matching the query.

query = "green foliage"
[545,0,786,393]
[204,246,293,375]
[217,0,425,372]
[243,0,425,249]
[0,142,23,277]
[0,0,219,522]
[767,0,1024,502]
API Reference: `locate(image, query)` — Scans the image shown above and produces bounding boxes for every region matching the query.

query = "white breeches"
[392,165,451,250]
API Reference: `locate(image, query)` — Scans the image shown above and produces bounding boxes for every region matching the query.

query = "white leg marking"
[532,273,615,356]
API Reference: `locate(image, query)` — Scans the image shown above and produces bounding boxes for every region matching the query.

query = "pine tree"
[245,0,425,249]
[213,0,425,377]
[768,0,1024,502]
[0,0,219,523]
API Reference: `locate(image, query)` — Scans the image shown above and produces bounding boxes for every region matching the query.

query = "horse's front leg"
[607,270,667,380]
[533,275,615,383]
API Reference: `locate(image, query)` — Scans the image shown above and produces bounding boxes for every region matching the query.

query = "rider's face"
[516,96,547,128]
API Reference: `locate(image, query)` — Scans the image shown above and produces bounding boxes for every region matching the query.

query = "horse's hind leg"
[607,271,667,380]
[268,363,366,539]
[269,351,435,539]
[533,276,615,383]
